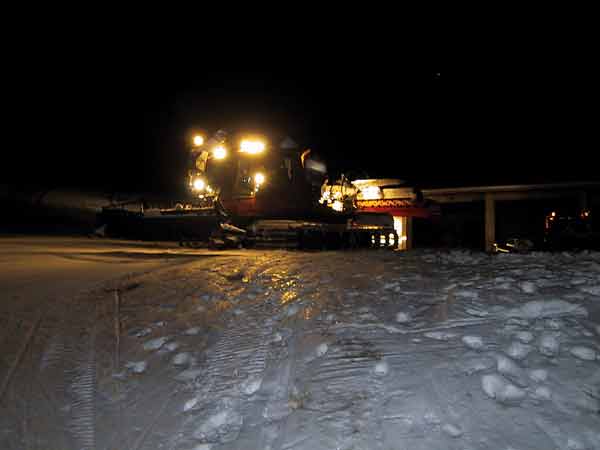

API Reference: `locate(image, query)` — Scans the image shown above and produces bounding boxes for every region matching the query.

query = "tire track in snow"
[175,292,277,447]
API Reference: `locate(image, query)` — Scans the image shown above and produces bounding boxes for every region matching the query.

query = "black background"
[4,23,597,195]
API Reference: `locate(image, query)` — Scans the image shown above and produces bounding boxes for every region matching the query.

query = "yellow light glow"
[254,172,265,186]
[551,211,556,217]
[213,145,227,160]
[193,178,206,191]
[240,139,266,154]
[193,135,204,146]
[393,216,408,250]
[332,200,343,212]
[360,186,382,200]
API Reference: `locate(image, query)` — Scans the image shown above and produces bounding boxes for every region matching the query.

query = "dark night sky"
[4,32,598,195]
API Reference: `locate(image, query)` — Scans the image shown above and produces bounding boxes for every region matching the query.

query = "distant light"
[332,200,343,212]
[360,186,382,200]
[254,172,265,186]
[193,135,204,147]
[213,145,227,160]
[240,139,265,154]
[551,211,556,217]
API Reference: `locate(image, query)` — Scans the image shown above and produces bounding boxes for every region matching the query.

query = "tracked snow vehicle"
[99,130,438,249]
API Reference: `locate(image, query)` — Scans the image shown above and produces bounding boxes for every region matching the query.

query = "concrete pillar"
[485,193,496,253]
[406,216,414,250]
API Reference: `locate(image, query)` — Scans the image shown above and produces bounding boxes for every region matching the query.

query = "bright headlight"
[213,145,227,160]
[240,139,265,154]
[254,172,265,186]
[193,135,204,147]
[192,178,206,191]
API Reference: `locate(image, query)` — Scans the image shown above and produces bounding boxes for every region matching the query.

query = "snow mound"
[504,300,587,319]
[481,374,526,404]
[569,346,597,361]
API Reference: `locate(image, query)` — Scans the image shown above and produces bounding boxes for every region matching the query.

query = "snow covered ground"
[1,238,600,450]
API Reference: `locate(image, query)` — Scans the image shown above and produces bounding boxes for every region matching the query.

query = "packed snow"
[1,240,600,449]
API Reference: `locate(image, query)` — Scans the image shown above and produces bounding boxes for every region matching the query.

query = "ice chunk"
[505,300,587,319]
[580,285,600,296]
[442,423,463,438]
[316,342,329,357]
[125,361,147,374]
[172,352,191,366]
[175,368,203,382]
[496,355,528,387]
[455,289,479,299]
[462,335,484,350]
[514,331,535,343]
[569,346,597,361]
[423,411,441,425]
[164,341,180,352]
[195,408,242,441]
[183,397,198,411]
[465,308,490,317]
[240,375,262,395]
[481,374,526,404]
[143,336,169,351]
[570,277,588,286]
[395,312,412,323]
[374,361,389,376]
[505,341,533,360]
[529,369,548,382]
[518,281,537,294]
[539,333,560,357]
[424,331,458,341]
[184,327,201,335]
[462,357,495,375]
[130,327,152,338]
[531,386,552,401]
